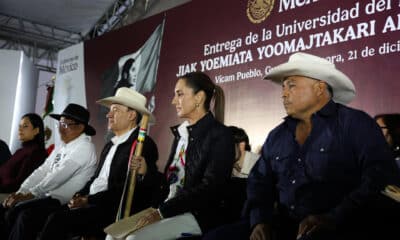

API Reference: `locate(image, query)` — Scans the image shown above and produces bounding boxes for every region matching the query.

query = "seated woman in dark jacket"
[105,72,235,240]
[0,113,48,194]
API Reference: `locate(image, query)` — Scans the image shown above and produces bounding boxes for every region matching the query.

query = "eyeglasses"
[58,121,80,129]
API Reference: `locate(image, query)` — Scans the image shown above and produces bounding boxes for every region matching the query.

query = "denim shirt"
[246,100,400,227]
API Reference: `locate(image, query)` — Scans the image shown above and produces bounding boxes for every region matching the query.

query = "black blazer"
[78,127,160,215]
[159,112,235,231]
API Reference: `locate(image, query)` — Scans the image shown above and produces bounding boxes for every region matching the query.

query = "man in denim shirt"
[203,52,400,240]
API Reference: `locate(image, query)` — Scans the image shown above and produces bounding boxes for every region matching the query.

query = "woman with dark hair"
[375,113,400,167]
[113,58,135,94]
[229,126,259,178]
[0,113,48,194]
[105,72,235,240]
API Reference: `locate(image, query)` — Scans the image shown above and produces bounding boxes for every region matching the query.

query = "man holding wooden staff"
[34,87,164,240]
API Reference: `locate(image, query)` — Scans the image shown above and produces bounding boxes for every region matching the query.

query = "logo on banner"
[247,0,274,24]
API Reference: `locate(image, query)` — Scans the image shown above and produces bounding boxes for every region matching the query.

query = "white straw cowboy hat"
[97,87,155,123]
[264,52,356,104]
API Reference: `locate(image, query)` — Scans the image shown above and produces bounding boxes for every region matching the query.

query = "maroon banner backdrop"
[85,0,400,170]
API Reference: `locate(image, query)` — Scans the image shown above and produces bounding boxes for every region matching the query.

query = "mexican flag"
[42,76,55,118]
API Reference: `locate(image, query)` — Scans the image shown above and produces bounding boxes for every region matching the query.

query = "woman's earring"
[195,103,199,108]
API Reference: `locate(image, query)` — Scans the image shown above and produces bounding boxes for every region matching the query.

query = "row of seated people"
[0,96,161,240]
[0,71,252,240]
[1,110,397,205]
[101,54,400,240]
[1,70,258,239]
[0,105,257,240]
[1,52,400,240]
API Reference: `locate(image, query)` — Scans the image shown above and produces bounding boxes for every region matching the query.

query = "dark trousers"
[202,218,347,240]
[202,219,251,240]
[2,197,62,240]
[203,213,400,240]
[0,204,10,237]
[38,204,116,240]
[202,216,301,240]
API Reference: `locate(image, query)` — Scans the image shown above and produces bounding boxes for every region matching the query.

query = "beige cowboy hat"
[264,52,356,104]
[97,87,155,123]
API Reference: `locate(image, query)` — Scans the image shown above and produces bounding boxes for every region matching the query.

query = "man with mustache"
[204,52,400,240]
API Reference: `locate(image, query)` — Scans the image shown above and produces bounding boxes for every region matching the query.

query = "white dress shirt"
[89,128,135,195]
[18,133,97,204]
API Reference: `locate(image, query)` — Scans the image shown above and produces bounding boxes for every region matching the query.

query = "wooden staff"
[123,114,150,218]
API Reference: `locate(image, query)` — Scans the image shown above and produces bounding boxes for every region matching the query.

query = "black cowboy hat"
[50,103,96,136]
